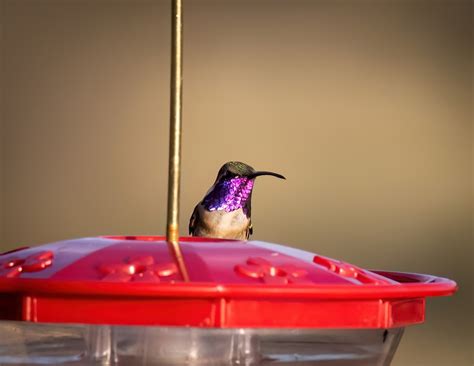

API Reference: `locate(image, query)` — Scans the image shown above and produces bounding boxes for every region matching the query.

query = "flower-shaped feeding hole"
[235,257,312,285]
[0,251,54,278]
[314,255,385,284]
[97,255,179,282]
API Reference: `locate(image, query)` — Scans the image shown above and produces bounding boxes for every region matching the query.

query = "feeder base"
[0,321,404,365]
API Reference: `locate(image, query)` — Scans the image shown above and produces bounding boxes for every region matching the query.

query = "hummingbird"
[189,161,285,240]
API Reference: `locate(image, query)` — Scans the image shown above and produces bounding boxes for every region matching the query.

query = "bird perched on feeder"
[189,161,285,240]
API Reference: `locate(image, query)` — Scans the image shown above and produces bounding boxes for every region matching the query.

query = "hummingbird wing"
[244,197,253,239]
[189,204,199,235]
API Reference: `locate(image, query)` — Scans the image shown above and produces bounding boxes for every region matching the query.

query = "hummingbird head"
[202,161,285,214]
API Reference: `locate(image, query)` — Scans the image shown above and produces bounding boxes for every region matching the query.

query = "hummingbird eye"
[223,171,236,179]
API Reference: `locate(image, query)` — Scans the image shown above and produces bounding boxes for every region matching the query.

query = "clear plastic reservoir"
[0,321,403,365]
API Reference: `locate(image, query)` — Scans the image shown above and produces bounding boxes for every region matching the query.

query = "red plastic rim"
[0,236,457,328]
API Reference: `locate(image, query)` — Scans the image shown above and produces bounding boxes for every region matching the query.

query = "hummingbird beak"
[249,171,286,180]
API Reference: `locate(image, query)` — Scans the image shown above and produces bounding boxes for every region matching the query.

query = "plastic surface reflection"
[0,321,403,365]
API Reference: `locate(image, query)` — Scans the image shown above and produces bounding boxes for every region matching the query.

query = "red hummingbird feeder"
[0,236,457,364]
[0,1,456,365]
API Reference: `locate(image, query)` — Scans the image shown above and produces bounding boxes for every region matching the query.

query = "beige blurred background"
[0,0,472,364]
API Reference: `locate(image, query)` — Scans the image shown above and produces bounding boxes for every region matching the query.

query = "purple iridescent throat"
[203,177,254,214]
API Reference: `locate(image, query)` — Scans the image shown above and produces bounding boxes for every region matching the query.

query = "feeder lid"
[0,236,456,328]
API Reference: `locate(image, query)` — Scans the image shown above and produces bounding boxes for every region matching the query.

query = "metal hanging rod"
[166,0,189,282]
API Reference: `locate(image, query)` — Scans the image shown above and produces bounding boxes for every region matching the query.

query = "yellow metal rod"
[166,0,189,282]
